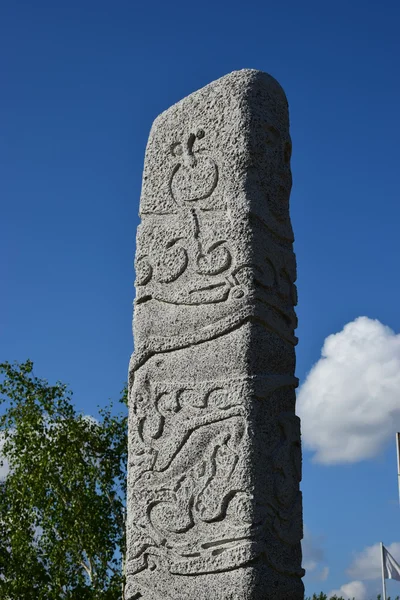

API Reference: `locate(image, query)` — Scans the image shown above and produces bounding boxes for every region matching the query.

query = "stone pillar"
[125,69,304,600]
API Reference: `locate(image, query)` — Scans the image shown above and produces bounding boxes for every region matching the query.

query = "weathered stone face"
[125,69,304,600]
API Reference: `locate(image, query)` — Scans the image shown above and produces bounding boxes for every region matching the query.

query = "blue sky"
[1,1,400,597]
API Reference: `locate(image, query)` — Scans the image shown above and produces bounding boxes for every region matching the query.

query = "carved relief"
[134,129,237,307]
[127,70,303,599]
[127,377,258,579]
[267,412,303,548]
[132,124,298,373]
[125,580,172,600]
[249,121,294,244]
[127,377,303,582]
[169,130,219,204]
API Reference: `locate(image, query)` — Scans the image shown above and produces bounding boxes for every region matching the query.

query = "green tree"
[0,360,127,600]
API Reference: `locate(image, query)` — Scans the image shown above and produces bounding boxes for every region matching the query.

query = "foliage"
[0,360,128,600]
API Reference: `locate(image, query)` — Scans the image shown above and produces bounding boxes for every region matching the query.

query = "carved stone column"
[125,69,304,600]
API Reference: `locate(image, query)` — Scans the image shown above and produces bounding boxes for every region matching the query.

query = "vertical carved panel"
[125,70,304,600]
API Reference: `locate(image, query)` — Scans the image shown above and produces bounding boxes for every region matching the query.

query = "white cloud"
[347,541,400,581]
[297,317,400,464]
[329,580,367,600]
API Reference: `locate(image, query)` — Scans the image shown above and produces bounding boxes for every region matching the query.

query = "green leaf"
[0,361,127,599]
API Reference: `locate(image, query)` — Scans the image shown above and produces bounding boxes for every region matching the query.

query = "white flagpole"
[396,433,400,506]
[381,542,387,600]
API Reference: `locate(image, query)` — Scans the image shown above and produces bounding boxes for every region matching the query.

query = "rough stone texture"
[125,69,304,600]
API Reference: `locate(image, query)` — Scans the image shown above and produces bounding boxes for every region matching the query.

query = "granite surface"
[125,69,304,599]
